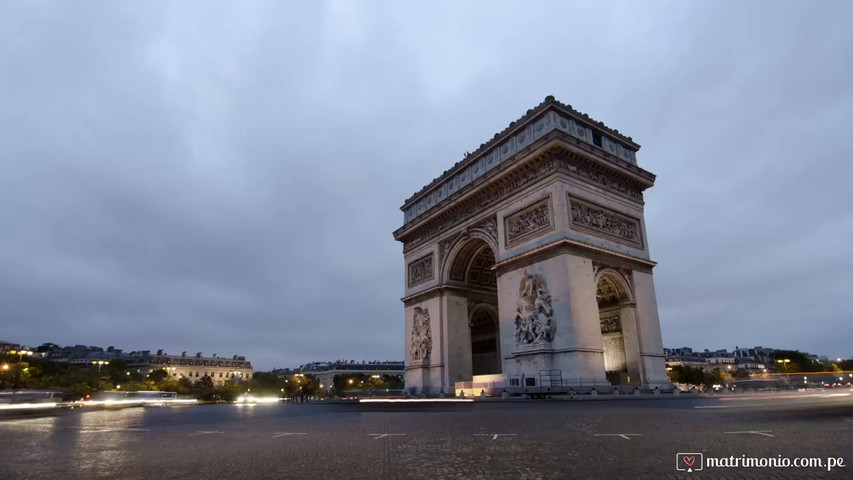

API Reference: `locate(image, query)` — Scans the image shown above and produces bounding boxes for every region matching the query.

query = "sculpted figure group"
[410,307,432,361]
[514,272,555,345]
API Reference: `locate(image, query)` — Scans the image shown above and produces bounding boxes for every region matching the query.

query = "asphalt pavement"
[1,391,851,480]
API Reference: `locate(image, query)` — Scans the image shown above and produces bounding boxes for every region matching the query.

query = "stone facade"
[393,96,669,395]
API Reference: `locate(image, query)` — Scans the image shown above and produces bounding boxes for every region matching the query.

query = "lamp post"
[91,360,110,375]
[10,349,33,389]
[10,349,34,362]
[776,359,791,388]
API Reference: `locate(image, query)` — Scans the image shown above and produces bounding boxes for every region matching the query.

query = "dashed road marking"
[189,430,224,436]
[272,432,307,438]
[368,433,405,440]
[724,430,775,437]
[594,433,642,440]
[694,405,732,409]
[475,433,517,440]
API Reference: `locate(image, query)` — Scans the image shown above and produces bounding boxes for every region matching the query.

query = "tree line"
[1,354,404,401]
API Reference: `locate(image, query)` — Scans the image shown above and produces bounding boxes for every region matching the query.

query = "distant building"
[735,357,766,371]
[275,360,404,392]
[33,343,253,384]
[665,345,776,372]
[125,350,253,384]
[696,349,736,367]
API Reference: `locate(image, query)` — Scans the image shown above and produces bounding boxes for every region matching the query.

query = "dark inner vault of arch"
[451,240,501,376]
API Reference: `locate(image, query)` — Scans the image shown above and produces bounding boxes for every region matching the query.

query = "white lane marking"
[368,433,405,440]
[2,420,58,426]
[79,428,150,433]
[694,405,732,409]
[475,433,517,440]
[189,430,224,436]
[724,430,775,437]
[594,433,642,440]
[360,398,473,403]
[272,432,307,438]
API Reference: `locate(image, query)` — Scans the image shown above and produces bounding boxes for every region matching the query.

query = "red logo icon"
[676,453,704,472]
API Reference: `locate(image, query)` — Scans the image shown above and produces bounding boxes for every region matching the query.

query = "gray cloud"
[1,1,851,369]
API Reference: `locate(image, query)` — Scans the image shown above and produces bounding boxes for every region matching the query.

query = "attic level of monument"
[396,96,656,232]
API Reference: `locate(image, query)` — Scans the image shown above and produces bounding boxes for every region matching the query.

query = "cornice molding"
[493,237,656,276]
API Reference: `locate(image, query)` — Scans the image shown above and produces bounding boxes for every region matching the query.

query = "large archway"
[397,98,672,395]
[596,271,641,386]
[447,238,502,379]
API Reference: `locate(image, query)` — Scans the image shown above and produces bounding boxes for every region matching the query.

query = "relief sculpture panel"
[569,195,643,248]
[407,254,434,287]
[410,307,432,362]
[600,316,621,334]
[504,197,553,247]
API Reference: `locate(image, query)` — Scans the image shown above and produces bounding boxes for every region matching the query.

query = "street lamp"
[10,350,34,388]
[10,349,33,362]
[91,360,110,375]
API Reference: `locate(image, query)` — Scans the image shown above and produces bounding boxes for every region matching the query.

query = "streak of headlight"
[0,402,59,410]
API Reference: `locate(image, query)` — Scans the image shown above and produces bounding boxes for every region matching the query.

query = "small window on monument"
[592,131,602,147]
[525,377,536,387]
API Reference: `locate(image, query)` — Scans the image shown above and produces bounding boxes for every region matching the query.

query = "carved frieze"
[410,307,432,362]
[514,272,555,345]
[407,254,434,287]
[568,162,641,202]
[600,316,621,334]
[569,195,643,248]
[476,216,498,243]
[504,197,553,247]
[399,150,644,252]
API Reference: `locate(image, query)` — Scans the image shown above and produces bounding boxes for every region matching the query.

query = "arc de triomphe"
[393,96,669,395]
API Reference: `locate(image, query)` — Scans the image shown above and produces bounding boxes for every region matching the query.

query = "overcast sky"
[1,1,851,370]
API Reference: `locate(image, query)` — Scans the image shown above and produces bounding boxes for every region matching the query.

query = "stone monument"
[393,96,669,395]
